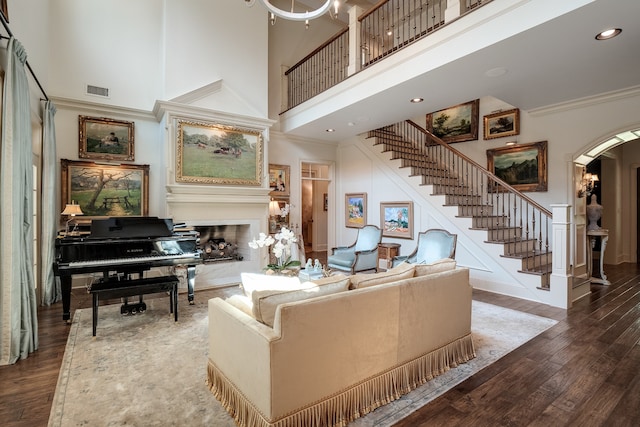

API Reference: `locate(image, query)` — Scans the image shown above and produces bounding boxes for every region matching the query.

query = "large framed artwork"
[176,119,263,185]
[1,0,8,22]
[486,141,548,192]
[269,164,290,197]
[345,193,367,228]
[78,115,135,161]
[483,108,520,140]
[61,159,149,218]
[380,201,413,239]
[426,99,479,143]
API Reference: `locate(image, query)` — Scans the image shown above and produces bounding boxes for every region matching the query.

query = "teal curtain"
[41,101,59,305]
[0,37,38,365]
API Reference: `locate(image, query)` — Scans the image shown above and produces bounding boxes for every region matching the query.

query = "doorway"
[301,162,330,263]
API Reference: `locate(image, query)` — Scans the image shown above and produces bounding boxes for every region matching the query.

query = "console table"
[587,229,609,286]
[378,243,401,271]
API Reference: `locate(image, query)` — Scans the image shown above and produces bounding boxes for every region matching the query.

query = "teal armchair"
[392,229,457,267]
[327,225,382,274]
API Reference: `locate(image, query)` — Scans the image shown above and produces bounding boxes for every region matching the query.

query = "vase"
[586,194,603,231]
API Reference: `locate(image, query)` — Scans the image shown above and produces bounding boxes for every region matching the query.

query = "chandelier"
[245,0,340,23]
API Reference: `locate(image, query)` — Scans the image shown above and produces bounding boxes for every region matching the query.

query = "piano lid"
[90,217,175,239]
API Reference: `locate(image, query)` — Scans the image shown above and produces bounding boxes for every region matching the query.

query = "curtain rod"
[0,14,49,101]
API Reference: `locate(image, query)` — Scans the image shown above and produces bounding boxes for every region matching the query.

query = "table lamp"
[269,200,280,233]
[61,202,84,235]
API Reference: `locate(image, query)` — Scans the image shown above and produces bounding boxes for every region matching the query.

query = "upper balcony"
[277,0,638,141]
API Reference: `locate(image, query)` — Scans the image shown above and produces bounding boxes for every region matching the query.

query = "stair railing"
[368,120,552,287]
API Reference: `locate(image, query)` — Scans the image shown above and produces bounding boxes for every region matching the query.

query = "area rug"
[48,298,557,427]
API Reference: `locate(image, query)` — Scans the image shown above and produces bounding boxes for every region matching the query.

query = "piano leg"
[61,276,72,323]
[187,265,196,305]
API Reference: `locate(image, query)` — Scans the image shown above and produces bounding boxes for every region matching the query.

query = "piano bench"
[89,275,180,336]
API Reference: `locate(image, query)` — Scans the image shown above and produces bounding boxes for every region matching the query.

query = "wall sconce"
[577,171,599,198]
[61,202,84,235]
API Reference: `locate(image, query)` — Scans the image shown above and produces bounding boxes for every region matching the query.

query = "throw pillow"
[349,262,415,289]
[240,272,307,298]
[224,294,254,317]
[252,276,350,327]
[414,258,457,277]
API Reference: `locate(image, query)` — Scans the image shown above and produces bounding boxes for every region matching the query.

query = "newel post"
[549,204,572,309]
[444,0,464,22]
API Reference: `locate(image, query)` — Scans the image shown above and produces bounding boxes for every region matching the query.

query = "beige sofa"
[207,260,475,427]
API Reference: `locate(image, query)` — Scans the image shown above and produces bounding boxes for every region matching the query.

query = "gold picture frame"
[269,164,290,197]
[486,141,548,192]
[79,115,135,161]
[61,159,149,220]
[380,201,414,239]
[345,192,367,228]
[176,119,263,185]
[426,99,479,143]
[483,108,520,140]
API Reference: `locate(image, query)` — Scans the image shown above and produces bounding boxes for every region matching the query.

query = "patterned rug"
[48,297,557,427]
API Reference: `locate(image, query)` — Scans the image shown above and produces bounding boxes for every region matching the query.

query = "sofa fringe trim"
[207,333,476,427]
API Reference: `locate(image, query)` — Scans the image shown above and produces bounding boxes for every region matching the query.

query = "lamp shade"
[269,200,280,216]
[61,203,84,216]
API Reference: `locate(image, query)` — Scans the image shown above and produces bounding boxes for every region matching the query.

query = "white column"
[347,6,364,76]
[549,204,572,309]
[444,0,464,22]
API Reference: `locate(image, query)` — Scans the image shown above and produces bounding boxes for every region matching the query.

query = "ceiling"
[277,0,640,142]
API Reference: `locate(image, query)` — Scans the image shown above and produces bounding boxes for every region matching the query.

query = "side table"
[378,243,401,271]
[587,229,609,285]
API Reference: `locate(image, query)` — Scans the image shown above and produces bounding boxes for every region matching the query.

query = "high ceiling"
[277,0,640,142]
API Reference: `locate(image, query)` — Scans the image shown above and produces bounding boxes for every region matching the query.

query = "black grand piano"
[54,216,203,322]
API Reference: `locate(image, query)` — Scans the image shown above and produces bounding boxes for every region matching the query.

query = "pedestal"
[378,243,400,271]
[587,229,609,286]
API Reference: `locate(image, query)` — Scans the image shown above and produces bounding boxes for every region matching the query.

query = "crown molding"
[529,85,640,117]
[49,96,156,121]
[168,80,223,105]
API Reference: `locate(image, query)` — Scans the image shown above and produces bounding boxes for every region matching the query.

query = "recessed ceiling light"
[410,97,423,103]
[484,67,507,78]
[326,128,335,132]
[595,28,621,40]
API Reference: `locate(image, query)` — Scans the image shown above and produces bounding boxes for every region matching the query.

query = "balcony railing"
[283,0,491,111]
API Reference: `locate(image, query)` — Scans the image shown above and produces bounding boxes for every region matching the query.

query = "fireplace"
[194,224,248,263]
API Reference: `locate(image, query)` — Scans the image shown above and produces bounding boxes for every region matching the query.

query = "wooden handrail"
[405,120,552,217]
[284,28,349,76]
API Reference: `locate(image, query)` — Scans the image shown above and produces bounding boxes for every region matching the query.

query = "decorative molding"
[169,80,223,105]
[50,96,155,121]
[529,85,640,117]
[153,100,275,130]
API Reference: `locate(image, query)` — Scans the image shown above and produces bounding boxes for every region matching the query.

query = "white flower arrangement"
[248,226,300,273]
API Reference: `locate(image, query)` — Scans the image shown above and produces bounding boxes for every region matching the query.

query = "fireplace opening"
[194,224,249,263]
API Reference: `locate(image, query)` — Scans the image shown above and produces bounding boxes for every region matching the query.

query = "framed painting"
[79,115,135,161]
[486,141,548,192]
[483,108,520,140]
[176,119,263,185]
[380,202,413,239]
[426,99,479,143]
[1,0,8,22]
[61,159,149,219]
[345,193,367,228]
[269,164,290,197]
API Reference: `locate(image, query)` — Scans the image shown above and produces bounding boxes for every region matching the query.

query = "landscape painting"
[61,159,149,219]
[176,119,263,185]
[486,141,548,192]
[79,115,135,161]
[483,108,520,140]
[426,99,479,143]
[345,193,367,228]
[380,202,413,239]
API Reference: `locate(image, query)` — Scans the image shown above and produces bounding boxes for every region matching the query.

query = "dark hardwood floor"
[1,263,639,427]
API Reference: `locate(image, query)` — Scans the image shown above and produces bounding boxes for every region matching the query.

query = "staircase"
[367,121,552,289]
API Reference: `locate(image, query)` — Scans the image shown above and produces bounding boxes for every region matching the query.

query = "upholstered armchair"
[392,229,457,267]
[327,225,382,274]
